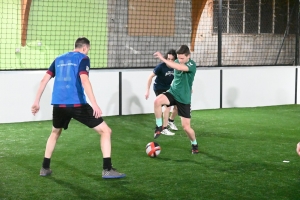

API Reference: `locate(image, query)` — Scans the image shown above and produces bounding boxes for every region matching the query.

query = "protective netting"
[212,0,298,66]
[0,0,298,70]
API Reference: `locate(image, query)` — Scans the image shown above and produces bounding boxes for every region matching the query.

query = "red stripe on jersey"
[46,70,54,77]
[79,71,88,75]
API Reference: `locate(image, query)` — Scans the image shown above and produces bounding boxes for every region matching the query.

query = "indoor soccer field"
[1,105,299,200]
[2,0,300,199]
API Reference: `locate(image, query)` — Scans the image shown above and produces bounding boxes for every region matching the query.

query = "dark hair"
[164,49,177,60]
[74,37,90,48]
[176,45,190,56]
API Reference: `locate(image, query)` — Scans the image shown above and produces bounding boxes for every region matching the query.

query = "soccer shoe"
[191,144,199,154]
[168,121,178,131]
[40,168,52,176]
[161,128,175,136]
[102,168,126,179]
[154,126,162,139]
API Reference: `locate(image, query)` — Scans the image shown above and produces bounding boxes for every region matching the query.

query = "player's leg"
[180,117,196,141]
[40,107,70,176]
[74,104,125,179]
[297,142,300,156]
[93,121,112,159]
[177,103,199,154]
[161,105,175,136]
[44,127,63,158]
[153,93,172,138]
[40,127,62,176]
[93,122,125,178]
[168,105,178,131]
[154,90,174,136]
[154,94,170,118]
[162,105,170,127]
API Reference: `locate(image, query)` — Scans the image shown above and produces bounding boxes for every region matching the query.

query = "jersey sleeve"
[79,56,90,76]
[186,60,197,73]
[46,60,55,77]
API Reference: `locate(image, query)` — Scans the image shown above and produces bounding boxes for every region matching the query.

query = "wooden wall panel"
[128,0,175,36]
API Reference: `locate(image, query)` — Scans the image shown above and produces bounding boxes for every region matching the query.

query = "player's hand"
[145,91,150,100]
[296,142,300,156]
[153,52,164,60]
[31,103,40,116]
[92,104,102,118]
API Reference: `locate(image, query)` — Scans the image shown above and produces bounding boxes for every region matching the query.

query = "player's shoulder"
[156,62,166,68]
[154,62,165,70]
[82,55,90,60]
[56,52,69,59]
[186,59,196,67]
[68,51,90,59]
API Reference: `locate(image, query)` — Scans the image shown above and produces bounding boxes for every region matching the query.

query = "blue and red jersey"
[47,52,90,107]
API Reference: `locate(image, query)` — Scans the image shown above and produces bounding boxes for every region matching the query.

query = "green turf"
[1,105,300,200]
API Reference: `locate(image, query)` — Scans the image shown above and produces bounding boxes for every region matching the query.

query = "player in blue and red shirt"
[145,49,178,136]
[31,37,125,179]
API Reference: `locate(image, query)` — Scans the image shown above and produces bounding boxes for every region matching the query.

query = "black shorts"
[52,104,104,130]
[163,92,191,118]
[155,89,172,108]
[154,89,167,96]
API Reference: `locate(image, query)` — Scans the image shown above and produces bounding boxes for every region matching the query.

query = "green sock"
[191,140,197,145]
[156,118,162,127]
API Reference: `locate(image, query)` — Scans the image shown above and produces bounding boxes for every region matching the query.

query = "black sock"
[169,118,174,122]
[42,157,51,169]
[163,127,167,129]
[103,157,112,170]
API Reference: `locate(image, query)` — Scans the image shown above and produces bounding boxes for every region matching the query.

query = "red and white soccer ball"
[146,142,161,157]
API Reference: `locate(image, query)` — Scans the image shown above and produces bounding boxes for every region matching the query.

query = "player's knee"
[101,125,112,136]
[106,127,112,135]
[51,128,62,138]
[154,98,162,106]
[182,124,191,132]
[50,132,61,140]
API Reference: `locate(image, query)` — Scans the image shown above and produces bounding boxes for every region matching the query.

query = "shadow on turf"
[15,158,153,200]
[49,177,100,199]
[156,150,228,164]
[49,177,152,200]
[51,161,153,200]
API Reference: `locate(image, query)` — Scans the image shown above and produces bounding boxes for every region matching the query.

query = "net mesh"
[0,0,298,70]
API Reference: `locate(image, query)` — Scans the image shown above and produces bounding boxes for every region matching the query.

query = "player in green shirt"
[153,45,198,154]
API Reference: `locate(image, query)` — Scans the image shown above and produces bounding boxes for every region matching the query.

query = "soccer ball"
[146,142,161,157]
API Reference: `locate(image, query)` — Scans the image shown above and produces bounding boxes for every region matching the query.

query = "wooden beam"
[21,0,32,46]
[191,0,207,52]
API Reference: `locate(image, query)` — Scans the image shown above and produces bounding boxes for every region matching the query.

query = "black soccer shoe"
[191,144,199,154]
[154,126,162,139]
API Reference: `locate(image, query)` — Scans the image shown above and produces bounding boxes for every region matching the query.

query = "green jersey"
[168,59,196,104]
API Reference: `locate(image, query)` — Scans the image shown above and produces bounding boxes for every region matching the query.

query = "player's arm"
[31,73,52,115]
[80,74,97,106]
[80,74,102,118]
[145,72,156,100]
[79,58,102,118]
[153,52,189,71]
[31,62,54,115]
